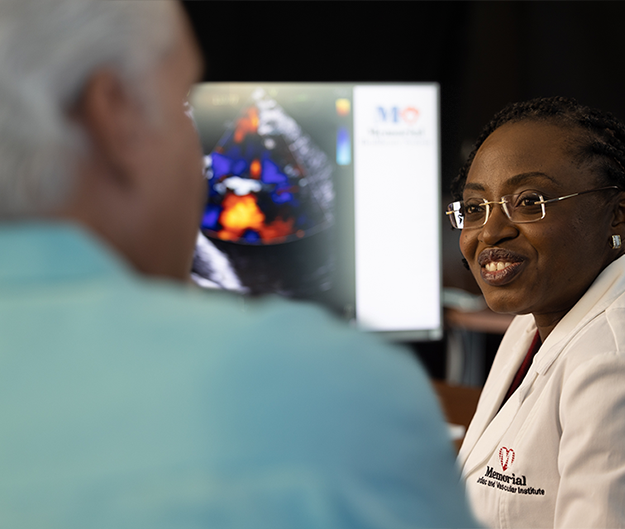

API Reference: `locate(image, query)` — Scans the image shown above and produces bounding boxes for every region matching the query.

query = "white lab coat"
[459,254,625,529]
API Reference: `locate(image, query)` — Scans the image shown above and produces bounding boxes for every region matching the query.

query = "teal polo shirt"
[0,222,476,529]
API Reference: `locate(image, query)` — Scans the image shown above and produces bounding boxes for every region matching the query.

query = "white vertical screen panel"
[353,85,440,332]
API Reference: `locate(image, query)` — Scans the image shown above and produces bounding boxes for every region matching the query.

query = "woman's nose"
[478,202,518,245]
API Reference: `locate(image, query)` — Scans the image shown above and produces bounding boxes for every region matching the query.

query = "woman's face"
[460,120,619,328]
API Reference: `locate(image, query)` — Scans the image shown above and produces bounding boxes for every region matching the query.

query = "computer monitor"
[190,82,442,341]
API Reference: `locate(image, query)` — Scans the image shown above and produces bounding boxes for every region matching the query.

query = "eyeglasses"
[446,185,620,230]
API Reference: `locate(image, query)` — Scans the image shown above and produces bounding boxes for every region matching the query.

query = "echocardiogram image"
[202,88,334,245]
[190,84,354,311]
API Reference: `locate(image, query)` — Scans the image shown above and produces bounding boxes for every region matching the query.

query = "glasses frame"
[446,185,620,230]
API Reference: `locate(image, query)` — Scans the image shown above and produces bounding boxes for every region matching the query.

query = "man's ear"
[73,69,144,188]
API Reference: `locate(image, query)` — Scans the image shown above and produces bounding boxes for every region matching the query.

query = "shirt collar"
[0,221,132,287]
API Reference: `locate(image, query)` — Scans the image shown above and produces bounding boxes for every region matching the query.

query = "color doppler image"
[190,85,351,307]
[202,88,334,245]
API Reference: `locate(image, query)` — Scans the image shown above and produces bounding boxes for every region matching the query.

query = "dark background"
[182,1,625,378]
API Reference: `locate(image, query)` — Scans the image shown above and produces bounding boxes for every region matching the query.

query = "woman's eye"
[465,202,485,215]
[517,193,543,207]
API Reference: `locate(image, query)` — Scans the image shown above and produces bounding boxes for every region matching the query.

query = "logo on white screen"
[375,106,420,124]
[362,103,428,145]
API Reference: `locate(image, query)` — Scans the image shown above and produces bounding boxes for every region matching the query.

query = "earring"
[611,234,622,249]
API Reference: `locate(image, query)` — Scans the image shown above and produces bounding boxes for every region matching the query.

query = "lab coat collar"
[534,254,625,376]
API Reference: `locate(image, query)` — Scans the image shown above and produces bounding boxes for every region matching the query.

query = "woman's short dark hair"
[451,96,625,200]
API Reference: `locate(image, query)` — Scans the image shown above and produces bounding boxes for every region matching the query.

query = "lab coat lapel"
[460,308,596,479]
[458,318,536,474]
[461,369,539,479]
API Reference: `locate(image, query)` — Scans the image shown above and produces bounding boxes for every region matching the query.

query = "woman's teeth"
[485,261,512,272]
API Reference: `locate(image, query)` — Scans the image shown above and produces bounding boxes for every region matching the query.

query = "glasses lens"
[463,198,488,229]
[506,192,545,223]
[447,202,464,229]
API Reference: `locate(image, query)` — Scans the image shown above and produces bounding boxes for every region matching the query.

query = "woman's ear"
[611,191,625,228]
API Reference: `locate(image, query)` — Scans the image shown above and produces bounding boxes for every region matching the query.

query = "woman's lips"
[477,248,526,286]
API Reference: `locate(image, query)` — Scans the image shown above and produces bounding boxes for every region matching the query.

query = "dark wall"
[458,2,625,157]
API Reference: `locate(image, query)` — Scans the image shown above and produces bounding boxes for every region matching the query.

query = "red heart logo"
[499,447,515,471]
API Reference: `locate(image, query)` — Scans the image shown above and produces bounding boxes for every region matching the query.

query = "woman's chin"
[481,291,527,316]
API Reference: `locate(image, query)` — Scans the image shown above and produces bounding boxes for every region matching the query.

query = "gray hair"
[0,0,176,216]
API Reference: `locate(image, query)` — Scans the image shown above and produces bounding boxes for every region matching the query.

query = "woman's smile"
[478,248,525,286]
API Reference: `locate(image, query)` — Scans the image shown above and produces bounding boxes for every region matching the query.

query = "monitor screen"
[189,82,442,341]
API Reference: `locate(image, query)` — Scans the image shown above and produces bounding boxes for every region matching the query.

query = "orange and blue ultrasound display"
[200,89,339,246]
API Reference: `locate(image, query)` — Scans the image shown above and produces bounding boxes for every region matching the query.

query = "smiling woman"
[450,97,625,529]
[459,120,624,335]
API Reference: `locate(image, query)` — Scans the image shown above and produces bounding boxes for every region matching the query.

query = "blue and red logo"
[376,106,420,124]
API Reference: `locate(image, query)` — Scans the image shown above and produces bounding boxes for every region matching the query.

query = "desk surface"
[445,307,514,335]
[432,380,482,451]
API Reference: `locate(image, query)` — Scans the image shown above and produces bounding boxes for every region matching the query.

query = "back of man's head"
[0,0,206,281]
[0,0,175,216]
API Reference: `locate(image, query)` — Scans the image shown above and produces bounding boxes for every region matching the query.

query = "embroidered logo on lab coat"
[475,448,546,496]
[499,446,515,470]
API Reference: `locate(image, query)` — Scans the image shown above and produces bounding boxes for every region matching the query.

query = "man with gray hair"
[0,1,477,528]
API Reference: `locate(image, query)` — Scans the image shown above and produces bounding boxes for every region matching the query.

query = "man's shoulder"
[129,280,420,376]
